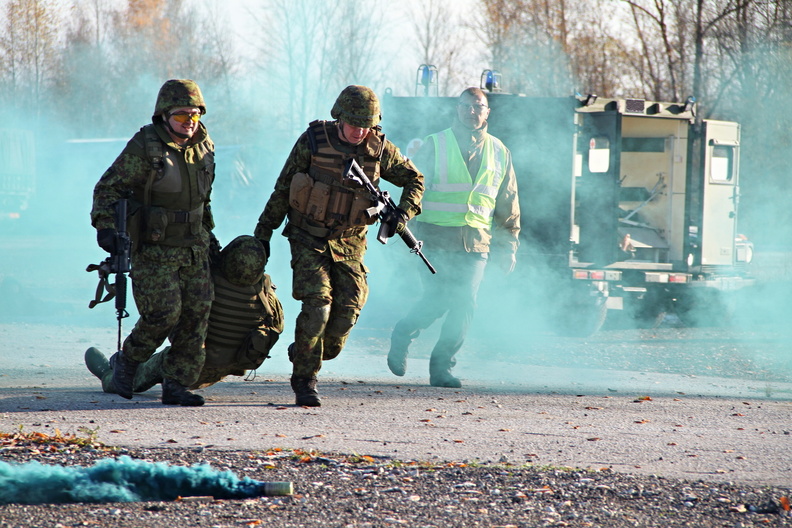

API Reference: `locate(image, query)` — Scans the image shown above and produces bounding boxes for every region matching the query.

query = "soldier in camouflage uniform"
[84,236,284,398]
[254,85,424,407]
[91,79,218,406]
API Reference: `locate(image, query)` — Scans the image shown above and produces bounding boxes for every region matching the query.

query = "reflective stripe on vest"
[418,128,506,229]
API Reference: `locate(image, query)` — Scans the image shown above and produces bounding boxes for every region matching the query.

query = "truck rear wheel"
[606,288,668,330]
[673,290,736,327]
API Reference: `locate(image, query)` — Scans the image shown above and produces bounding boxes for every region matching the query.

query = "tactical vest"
[204,273,284,370]
[129,124,215,248]
[287,120,384,239]
[418,128,507,229]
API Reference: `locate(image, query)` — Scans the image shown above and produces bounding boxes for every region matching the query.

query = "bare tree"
[0,0,62,118]
[471,0,626,97]
[54,0,240,136]
[250,0,392,138]
[248,0,337,136]
[620,0,687,100]
[328,0,385,87]
[59,0,120,135]
[411,0,468,95]
[618,0,757,105]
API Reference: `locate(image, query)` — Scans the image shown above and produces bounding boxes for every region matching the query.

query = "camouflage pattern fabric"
[100,346,249,393]
[289,241,369,378]
[153,79,206,118]
[254,113,423,379]
[99,350,163,394]
[254,128,423,249]
[91,122,215,236]
[330,85,381,128]
[220,235,267,286]
[91,98,216,388]
[122,251,212,387]
[97,236,283,394]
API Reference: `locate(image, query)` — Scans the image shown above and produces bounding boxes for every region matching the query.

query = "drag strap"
[86,261,116,308]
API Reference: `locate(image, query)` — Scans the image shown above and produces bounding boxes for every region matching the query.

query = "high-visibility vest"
[417,128,507,229]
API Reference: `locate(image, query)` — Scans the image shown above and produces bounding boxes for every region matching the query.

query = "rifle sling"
[86,261,116,308]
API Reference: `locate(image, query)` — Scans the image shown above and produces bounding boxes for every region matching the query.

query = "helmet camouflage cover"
[219,235,268,286]
[330,85,381,128]
[153,79,206,120]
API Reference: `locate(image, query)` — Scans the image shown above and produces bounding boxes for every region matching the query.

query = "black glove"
[392,207,409,235]
[97,228,116,253]
[257,239,270,260]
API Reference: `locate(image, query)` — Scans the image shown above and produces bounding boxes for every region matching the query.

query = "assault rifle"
[342,158,436,274]
[87,198,132,351]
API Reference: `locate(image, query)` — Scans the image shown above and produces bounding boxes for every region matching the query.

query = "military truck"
[381,70,754,336]
[0,128,36,221]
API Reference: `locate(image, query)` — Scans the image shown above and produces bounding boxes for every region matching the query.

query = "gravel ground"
[1,434,790,528]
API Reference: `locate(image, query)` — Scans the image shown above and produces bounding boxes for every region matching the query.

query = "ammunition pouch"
[136,204,204,247]
[288,170,377,239]
[287,209,366,239]
[290,172,332,222]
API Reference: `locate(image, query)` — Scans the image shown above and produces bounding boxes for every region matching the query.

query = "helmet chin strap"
[337,121,351,143]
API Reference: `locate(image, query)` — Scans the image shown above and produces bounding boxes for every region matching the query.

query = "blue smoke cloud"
[0,455,291,504]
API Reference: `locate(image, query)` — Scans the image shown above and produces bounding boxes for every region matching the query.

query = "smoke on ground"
[0,455,291,504]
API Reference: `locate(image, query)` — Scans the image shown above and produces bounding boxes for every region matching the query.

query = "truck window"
[588,136,610,173]
[622,137,665,152]
[710,145,734,183]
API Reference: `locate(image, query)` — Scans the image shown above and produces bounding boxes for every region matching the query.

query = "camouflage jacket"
[91,122,215,264]
[255,122,424,262]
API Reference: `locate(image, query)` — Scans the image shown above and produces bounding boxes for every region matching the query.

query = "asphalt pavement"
[1,321,790,489]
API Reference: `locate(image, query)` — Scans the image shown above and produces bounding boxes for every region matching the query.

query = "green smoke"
[0,455,291,504]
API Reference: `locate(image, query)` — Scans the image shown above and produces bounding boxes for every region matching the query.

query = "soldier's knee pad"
[325,309,359,338]
[297,304,331,337]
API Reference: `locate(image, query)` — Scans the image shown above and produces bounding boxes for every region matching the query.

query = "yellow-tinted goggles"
[170,112,201,123]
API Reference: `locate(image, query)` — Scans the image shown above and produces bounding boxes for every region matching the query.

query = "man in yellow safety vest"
[387,87,521,387]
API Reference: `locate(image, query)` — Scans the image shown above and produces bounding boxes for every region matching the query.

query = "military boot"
[387,325,417,376]
[291,376,321,407]
[109,350,140,400]
[84,347,111,380]
[429,355,462,388]
[161,378,205,406]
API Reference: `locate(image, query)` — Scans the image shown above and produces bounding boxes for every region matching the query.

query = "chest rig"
[287,120,384,239]
[130,124,214,248]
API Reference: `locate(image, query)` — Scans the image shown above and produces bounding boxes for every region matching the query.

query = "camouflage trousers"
[289,241,368,378]
[100,345,242,394]
[123,253,212,387]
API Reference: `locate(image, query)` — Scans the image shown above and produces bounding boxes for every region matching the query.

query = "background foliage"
[1,0,790,246]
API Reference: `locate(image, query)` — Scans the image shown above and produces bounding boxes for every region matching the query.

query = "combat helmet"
[152,79,206,121]
[330,85,381,128]
[219,235,268,287]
